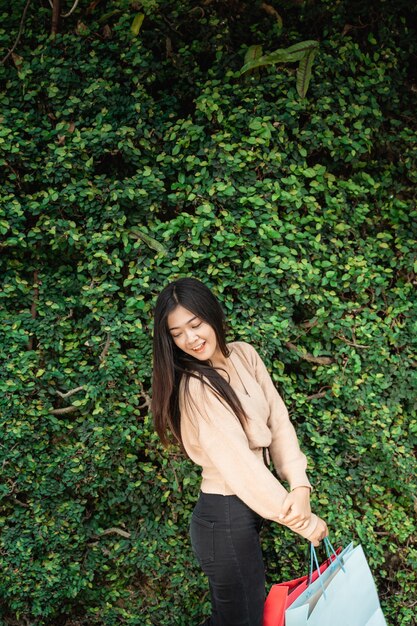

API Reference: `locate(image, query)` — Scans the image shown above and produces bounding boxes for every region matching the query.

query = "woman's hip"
[190,492,264,577]
[192,491,263,532]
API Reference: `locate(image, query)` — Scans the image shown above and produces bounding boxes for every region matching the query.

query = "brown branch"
[188,6,205,18]
[55,385,84,399]
[50,386,85,415]
[166,451,182,493]
[30,271,39,319]
[51,0,61,36]
[298,318,319,330]
[5,481,30,508]
[1,0,32,65]
[336,334,370,349]
[99,333,111,361]
[5,616,36,626]
[96,527,131,539]
[285,342,334,365]
[50,405,78,415]
[4,160,22,188]
[27,270,39,351]
[137,379,151,410]
[61,0,80,17]
[14,498,30,508]
[306,387,330,400]
[86,0,104,14]
[405,598,417,608]
[261,2,282,21]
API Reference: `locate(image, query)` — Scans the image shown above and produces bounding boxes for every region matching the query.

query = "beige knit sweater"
[179,341,319,541]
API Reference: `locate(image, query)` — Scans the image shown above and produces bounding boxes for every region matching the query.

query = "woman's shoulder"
[178,373,207,415]
[179,371,216,401]
[228,340,260,366]
[179,372,204,394]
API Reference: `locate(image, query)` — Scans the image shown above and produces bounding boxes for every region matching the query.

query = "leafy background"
[0,0,416,624]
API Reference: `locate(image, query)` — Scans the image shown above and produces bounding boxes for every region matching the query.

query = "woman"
[152,277,328,626]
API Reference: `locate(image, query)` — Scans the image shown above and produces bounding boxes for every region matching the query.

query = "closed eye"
[170,320,202,339]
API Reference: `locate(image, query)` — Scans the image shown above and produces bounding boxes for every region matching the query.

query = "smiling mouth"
[192,341,206,353]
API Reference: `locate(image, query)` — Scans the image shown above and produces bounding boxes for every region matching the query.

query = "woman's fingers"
[282,512,310,526]
[283,516,311,531]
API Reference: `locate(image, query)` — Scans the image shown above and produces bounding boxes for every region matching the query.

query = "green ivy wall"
[0,1,416,624]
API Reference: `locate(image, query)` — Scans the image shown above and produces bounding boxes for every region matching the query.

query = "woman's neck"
[210,348,229,370]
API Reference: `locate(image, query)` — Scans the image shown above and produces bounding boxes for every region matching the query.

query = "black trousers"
[190,492,265,626]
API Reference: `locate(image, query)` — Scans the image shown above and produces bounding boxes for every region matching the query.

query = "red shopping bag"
[263,547,342,626]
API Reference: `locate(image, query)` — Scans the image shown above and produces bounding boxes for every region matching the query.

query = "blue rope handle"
[309,542,327,599]
[323,537,346,573]
[308,537,346,598]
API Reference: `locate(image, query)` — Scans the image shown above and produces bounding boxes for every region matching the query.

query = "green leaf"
[130,228,167,254]
[286,40,319,55]
[98,10,121,23]
[296,46,318,98]
[244,45,263,67]
[303,167,317,178]
[261,49,306,65]
[241,50,299,74]
[131,13,145,36]
[240,41,319,75]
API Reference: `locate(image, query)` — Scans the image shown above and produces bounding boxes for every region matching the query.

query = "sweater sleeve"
[247,344,313,491]
[182,376,318,541]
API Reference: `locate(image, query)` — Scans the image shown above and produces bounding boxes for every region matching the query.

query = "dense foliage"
[1,0,416,624]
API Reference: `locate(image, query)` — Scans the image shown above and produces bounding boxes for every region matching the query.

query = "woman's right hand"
[308,516,329,547]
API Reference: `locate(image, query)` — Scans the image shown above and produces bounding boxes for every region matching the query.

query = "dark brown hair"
[151,277,247,446]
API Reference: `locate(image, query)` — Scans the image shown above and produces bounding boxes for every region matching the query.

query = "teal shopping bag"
[286,539,354,615]
[285,542,387,626]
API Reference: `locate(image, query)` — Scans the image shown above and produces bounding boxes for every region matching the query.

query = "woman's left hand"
[279,486,312,530]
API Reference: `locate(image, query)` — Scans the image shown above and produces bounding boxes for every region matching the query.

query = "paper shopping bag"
[263,543,345,626]
[285,543,387,626]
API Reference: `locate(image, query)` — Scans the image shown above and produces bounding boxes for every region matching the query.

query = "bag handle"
[307,537,346,595]
[308,542,327,598]
[322,537,345,573]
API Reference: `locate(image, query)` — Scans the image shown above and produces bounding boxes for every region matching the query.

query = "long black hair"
[151,277,247,446]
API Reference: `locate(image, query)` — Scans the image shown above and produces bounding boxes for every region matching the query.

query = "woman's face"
[167,305,220,362]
